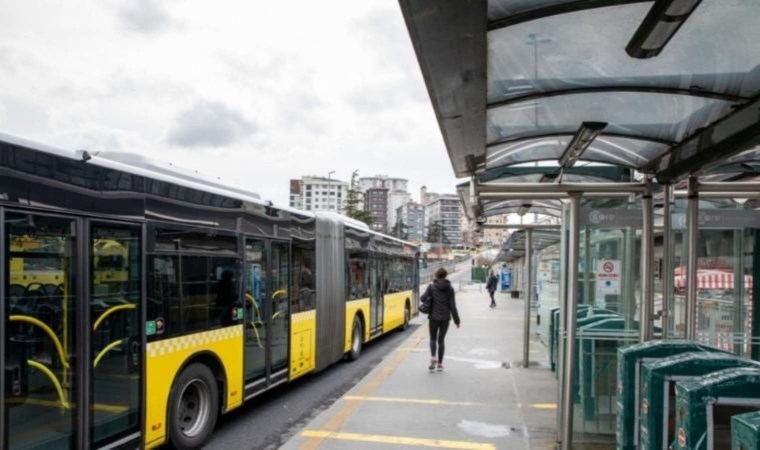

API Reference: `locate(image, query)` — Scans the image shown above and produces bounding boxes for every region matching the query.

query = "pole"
[561,193,581,450]
[662,184,673,339]
[640,178,654,341]
[556,202,568,442]
[524,229,532,367]
[685,177,699,340]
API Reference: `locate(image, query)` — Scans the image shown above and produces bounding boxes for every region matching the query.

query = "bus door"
[369,257,383,336]
[3,212,142,449]
[243,238,290,396]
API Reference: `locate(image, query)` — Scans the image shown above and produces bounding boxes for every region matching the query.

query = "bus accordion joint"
[27,359,71,410]
[9,315,70,369]
[92,304,137,331]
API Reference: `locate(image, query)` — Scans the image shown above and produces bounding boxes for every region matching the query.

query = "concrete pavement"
[281,283,559,450]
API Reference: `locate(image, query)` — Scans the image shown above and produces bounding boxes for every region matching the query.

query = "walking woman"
[421,267,460,372]
[486,270,498,308]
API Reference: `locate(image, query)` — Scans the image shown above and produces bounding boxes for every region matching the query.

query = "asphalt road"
[175,262,472,450]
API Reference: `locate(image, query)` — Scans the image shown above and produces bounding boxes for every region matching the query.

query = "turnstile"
[675,368,760,450]
[732,411,760,450]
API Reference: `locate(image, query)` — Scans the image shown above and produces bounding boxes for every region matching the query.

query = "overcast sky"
[0,0,458,205]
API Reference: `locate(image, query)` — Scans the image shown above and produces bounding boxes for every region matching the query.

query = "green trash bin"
[639,351,755,450]
[675,367,760,450]
[616,340,721,450]
[732,411,760,450]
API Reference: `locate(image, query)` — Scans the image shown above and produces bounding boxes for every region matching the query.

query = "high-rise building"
[396,202,427,242]
[289,176,348,213]
[426,194,462,247]
[359,175,409,231]
[364,188,389,232]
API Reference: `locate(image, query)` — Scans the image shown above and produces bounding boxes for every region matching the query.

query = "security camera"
[475,215,487,225]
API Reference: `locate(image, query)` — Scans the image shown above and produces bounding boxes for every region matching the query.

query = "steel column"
[556,202,569,443]
[685,177,699,341]
[640,178,654,341]
[662,184,673,339]
[524,229,532,367]
[561,193,581,450]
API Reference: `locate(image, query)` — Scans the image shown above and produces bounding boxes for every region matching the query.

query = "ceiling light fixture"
[558,122,607,169]
[626,0,702,59]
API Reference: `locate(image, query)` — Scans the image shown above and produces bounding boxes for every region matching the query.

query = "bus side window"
[291,244,316,313]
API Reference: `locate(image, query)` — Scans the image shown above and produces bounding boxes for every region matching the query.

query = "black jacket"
[421,279,460,325]
[486,274,498,292]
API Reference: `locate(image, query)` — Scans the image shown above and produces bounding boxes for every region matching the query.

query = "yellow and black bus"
[0,134,419,450]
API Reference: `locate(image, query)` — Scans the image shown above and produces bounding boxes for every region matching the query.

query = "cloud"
[166,99,259,148]
[112,0,176,34]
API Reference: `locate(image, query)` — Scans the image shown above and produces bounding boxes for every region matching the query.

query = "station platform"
[282,284,559,450]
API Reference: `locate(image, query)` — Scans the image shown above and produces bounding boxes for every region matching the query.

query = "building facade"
[289,176,348,213]
[364,188,389,232]
[396,202,427,242]
[359,175,410,231]
[426,194,462,247]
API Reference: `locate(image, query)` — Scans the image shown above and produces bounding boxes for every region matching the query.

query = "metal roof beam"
[648,96,760,182]
[486,132,677,149]
[488,0,649,31]
[487,86,747,110]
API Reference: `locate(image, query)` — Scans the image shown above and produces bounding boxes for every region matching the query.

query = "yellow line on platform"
[530,403,557,410]
[343,395,484,406]
[301,430,496,450]
[299,326,427,450]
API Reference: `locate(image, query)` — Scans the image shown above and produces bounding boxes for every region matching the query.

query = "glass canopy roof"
[401,0,760,180]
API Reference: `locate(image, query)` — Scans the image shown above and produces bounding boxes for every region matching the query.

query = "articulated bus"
[0,135,420,450]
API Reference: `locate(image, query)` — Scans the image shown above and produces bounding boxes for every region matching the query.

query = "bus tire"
[348,316,363,361]
[168,363,219,450]
[400,303,411,331]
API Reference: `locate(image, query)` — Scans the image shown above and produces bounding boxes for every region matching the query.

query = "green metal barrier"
[732,411,760,450]
[471,267,487,283]
[578,317,629,427]
[639,352,755,450]
[616,340,721,450]
[675,368,760,450]
[550,305,615,373]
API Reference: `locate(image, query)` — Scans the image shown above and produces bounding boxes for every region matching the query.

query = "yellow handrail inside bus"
[9,315,70,370]
[92,304,137,331]
[94,339,124,368]
[27,360,70,410]
[245,293,264,348]
[272,289,287,299]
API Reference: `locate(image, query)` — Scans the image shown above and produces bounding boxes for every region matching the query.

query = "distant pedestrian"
[420,267,460,372]
[486,270,498,308]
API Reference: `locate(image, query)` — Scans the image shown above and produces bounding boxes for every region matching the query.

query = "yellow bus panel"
[145,325,244,449]
[382,290,412,332]
[289,310,316,381]
[344,298,370,352]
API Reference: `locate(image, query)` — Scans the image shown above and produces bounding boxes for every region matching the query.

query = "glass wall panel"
[4,213,77,449]
[90,225,141,446]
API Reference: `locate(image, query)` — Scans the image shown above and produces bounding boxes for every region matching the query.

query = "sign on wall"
[596,259,621,296]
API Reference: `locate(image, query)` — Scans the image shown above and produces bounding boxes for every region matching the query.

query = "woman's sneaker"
[428,359,436,371]
[436,363,444,372]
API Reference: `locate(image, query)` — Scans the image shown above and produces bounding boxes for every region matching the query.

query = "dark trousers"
[429,319,450,363]
[488,290,496,304]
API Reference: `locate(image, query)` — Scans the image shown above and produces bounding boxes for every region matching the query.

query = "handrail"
[93,339,124,368]
[245,293,264,348]
[27,360,70,409]
[92,304,137,331]
[9,315,69,369]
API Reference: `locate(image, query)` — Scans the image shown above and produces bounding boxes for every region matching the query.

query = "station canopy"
[401,0,760,218]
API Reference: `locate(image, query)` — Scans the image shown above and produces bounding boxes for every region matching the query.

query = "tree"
[427,221,448,244]
[344,170,373,226]
[391,220,408,240]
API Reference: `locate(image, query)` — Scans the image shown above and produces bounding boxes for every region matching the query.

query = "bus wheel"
[348,316,363,361]
[401,304,411,331]
[169,363,219,450]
